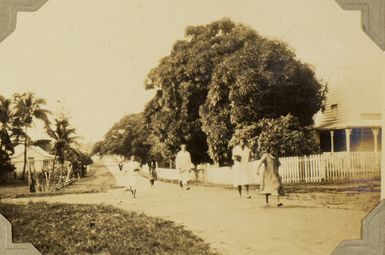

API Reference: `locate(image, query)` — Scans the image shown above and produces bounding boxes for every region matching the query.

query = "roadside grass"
[0,163,116,199]
[0,202,218,255]
[0,179,29,197]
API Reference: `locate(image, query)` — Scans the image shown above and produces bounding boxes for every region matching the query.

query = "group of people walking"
[232,138,284,206]
[118,139,284,206]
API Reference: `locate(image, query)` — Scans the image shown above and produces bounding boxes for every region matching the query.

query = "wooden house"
[10,145,55,178]
[314,81,381,152]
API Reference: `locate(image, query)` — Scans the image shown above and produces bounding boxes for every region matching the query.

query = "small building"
[315,81,381,153]
[10,145,55,178]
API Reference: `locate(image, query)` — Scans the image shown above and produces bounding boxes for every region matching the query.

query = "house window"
[43,160,50,171]
[28,157,35,172]
[331,104,338,119]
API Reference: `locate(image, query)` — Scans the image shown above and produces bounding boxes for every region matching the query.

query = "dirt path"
[62,160,117,193]
[2,160,378,255]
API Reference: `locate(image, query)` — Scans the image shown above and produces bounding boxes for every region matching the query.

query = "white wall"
[102,154,263,186]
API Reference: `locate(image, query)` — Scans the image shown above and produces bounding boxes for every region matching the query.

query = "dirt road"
[2,160,378,255]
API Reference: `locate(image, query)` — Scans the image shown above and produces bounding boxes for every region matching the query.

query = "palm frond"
[33,109,51,126]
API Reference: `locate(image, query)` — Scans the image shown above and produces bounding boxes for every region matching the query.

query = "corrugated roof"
[11,145,55,160]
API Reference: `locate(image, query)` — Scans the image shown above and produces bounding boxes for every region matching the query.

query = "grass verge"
[0,202,218,255]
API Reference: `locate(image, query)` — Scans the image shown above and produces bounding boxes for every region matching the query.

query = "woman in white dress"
[123,155,141,198]
[232,138,252,198]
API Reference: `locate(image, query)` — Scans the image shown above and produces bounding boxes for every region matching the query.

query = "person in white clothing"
[232,138,252,198]
[175,144,193,190]
[123,155,141,198]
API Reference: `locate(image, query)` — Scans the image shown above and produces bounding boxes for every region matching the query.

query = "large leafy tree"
[144,18,259,163]
[94,113,156,163]
[201,39,326,164]
[13,92,50,180]
[145,18,325,165]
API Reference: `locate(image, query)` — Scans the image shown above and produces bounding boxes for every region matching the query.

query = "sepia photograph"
[0,0,384,254]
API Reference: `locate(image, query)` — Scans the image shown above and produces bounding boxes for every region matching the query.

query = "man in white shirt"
[175,144,193,190]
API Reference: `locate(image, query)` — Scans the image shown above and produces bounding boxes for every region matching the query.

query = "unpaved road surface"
[2,159,379,255]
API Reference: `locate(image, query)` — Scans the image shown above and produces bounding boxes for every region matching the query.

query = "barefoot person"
[175,144,193,190]
[232,138,252,198]
[256,149,284,206]
[123,155,141,198]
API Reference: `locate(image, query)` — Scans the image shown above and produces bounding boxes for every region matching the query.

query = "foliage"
[0,95,20,182]
[0,92,92,189]
[93,113,159,163]
[12,92,50,179]
[144,18,326,165]
[13,92,50,129]
[144,18,252,164]
[0,202,218,255]
[201,35,325,164]
[0,95,15,152]
[46,117,94,180]
[66,148,93,177]
[32,139,53,153]
[0,150,15,183]
[46,118,77,165]
[253,114,320,158]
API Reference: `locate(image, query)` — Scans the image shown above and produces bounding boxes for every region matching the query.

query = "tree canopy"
[0,92,92,186]
[47,118,78,165]
[92,113,159,163]
[143,18,325,165]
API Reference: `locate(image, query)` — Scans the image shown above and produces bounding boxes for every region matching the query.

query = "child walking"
[123,155,141,198]
[148,157,157,187]
[256,150,284,207]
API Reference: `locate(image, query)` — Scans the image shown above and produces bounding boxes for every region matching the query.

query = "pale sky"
[0,0,384,144]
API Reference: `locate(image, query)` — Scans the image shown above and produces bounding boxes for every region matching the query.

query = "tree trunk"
[50,154,57,187]
[0,132,4,151]
[29,162,37,193]
[59,162,64,183]
[44,171,49,191]
[0,171,4,184]
[35,173,41,193]
[21,126,28,180]
[65,164,72,182]
[52,157,56,173]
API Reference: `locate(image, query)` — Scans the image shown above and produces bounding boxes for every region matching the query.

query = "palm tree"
[0,95,17,183]
[0,95,14,153]
[46,118,77,184]
[13,93,50,182]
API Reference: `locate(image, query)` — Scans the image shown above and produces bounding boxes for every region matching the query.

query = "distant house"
[10,145,55,178]
[314,82,381,153]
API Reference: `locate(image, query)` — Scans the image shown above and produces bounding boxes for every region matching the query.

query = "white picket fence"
[279,152,381,183]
